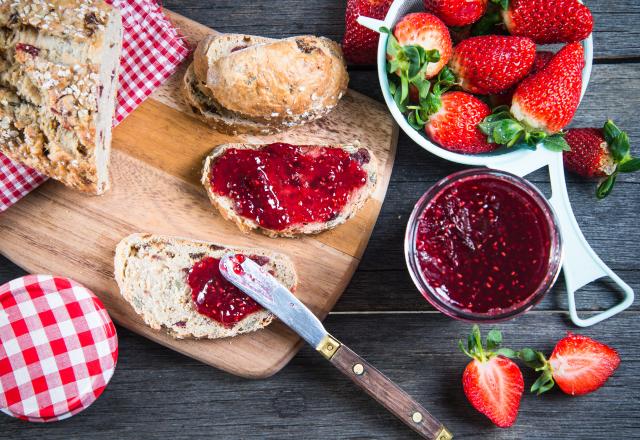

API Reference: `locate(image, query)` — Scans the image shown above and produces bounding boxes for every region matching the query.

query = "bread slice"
[192,33,275,88]
[183,64,278,136]
[201,143,379,237]
[0,0,122,194]
[114,233,297,339]
[183,33,348,135]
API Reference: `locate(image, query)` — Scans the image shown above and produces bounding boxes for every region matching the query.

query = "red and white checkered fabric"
[0,275,118,422]
[0,0,190,213]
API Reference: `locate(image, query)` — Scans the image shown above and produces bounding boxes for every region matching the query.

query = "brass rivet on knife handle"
[316,334,341,360]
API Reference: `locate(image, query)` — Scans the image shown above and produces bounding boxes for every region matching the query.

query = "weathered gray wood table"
[1,1,639,438]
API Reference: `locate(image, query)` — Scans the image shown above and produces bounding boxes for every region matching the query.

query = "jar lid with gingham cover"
[0,275,118,422]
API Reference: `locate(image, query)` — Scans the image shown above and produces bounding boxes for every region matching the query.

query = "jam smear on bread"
[208,143,369,231]
[188,256,261,327]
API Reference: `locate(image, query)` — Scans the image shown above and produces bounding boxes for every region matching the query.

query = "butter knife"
[219,254,452,440]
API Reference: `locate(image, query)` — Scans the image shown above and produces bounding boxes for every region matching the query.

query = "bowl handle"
[547,154,634,326]
[357,16,388,32]
[493,150,634,326]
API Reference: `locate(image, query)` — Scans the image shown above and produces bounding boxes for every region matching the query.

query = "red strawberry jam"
[208,143,370,231]
[409,171,560,317]
[187,256,261,327]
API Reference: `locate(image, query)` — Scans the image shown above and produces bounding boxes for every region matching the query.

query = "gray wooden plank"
[162,0,640,60]
[338,268,640,312]
[1,313,637,439]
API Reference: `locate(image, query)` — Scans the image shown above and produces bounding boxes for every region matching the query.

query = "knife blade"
[219,254,452,440]
[219,253,326,348]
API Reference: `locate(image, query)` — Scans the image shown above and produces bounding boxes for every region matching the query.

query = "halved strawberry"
[423,0,488,27]
[460,326,523,428]
[564,120,640,198]
[393,12,452,79]
[479,43,584,152]
[449,35,536,95]
[342,0,393,64]
[518,333,621,396]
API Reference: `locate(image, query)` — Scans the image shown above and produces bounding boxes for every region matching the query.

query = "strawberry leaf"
[530,370,555,395]
[460,326,518,363]
[471,9,503,36]
[540,135,570,152]
[603,120,622,146]
[490,0,510,10]
[609,131,631,162]
[486,329,502,350]
[596,174,617,199]
[619,158,640,173]
[493,120,524,145]
[495,348,517,358]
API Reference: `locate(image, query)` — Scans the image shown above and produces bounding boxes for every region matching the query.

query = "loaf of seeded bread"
[183,33,349,135]
[201,143,379,238]
[0,0,122,194]
[114,233,298,339]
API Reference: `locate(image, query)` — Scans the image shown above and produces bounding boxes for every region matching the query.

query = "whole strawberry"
[426,91,497,153]
[424,0,488,27]
[498,0,593,44]
[531,50,554,74]
[459,326,523,428]
[564,121,640,198]
[449,35,536,95]
[393,12,452,79]
[518,333,620,396]
[486,50,554,107]
[480,43,584,151]
[342,0,393,64]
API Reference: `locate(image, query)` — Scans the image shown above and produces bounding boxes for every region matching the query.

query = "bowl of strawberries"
[355,0,594,167]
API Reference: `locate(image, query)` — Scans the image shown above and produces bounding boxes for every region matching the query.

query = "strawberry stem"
[478,107,570,152]
[516,348,556,395]
[383,27,456,130]
[459,325,517,363]
[596,120,638,199]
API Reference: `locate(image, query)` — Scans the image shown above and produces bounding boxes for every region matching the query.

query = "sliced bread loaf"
[201,143,379,237]
[114,233,297,339]
[183,33,348,135]
[192,33,275,87]
[183,64,277,136]
[0,0,122,194]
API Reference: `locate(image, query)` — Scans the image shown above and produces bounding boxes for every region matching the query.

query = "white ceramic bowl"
[358,0,593,168]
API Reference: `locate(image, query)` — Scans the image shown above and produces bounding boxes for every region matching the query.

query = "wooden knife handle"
[318,335,452,440]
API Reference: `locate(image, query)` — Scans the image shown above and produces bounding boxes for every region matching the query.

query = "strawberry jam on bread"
[202,143,378,237]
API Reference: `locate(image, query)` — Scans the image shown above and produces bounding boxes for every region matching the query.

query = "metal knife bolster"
[219,254,340,357]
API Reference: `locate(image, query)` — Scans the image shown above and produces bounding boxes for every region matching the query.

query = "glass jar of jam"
[405,169,563,322]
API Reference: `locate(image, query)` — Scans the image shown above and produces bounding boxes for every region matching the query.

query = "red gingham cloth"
[0,0,190,213]
[0,275,118,422]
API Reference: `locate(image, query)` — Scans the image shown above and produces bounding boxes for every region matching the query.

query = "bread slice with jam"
[201,142,378,238]
[114,233,297,339]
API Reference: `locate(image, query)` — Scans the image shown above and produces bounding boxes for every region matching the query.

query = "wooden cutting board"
[0,11,398,378]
